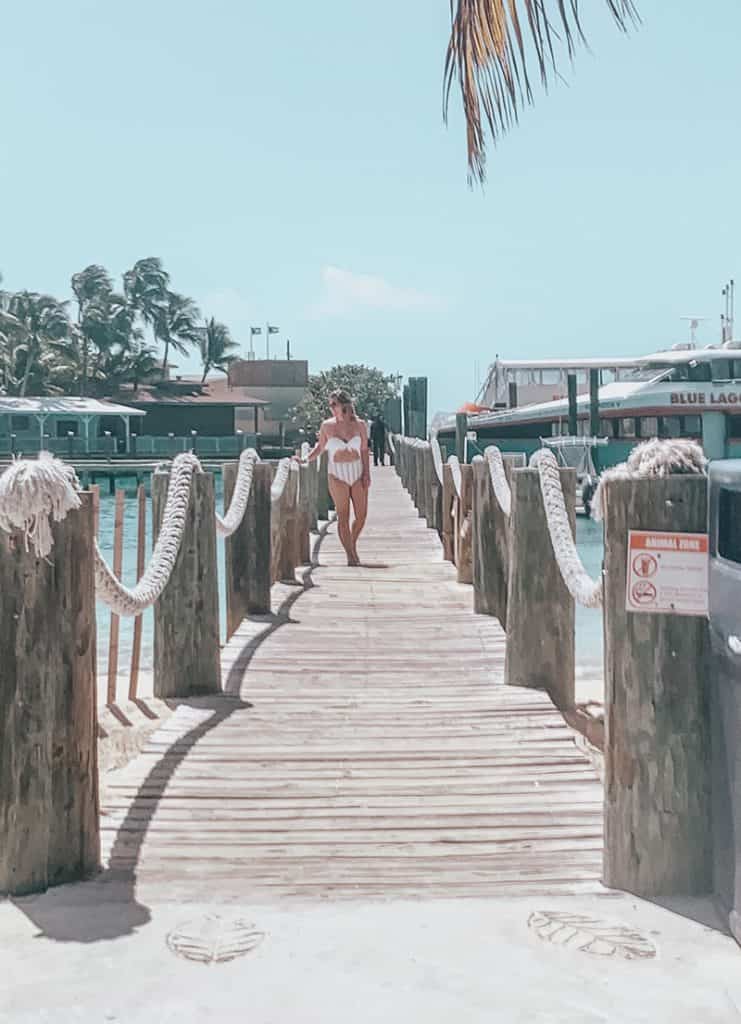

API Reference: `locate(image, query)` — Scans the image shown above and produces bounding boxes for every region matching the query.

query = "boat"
[437,343,741,468]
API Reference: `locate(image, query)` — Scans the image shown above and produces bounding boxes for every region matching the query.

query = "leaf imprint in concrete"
[166,915,265,964]
[528,911,657,960]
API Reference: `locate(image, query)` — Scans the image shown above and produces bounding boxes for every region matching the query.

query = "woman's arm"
[360,421,371,488]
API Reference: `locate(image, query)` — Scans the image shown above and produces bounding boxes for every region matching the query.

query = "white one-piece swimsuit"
[326,435,363,486]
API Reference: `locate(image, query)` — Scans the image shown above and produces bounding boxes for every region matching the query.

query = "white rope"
[388,433,397,455]
[530,448,603,609]
[483,446,512,518]
[431,436,445,484]
[448,455,463,499]
[591,438,707,522]
[93,452,201,616]
[301,442,310,461]
[0,452,81,558]
[270,458,296,504]
[215,447,259,538]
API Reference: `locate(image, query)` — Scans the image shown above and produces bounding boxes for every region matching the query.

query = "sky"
[2,0,741,415]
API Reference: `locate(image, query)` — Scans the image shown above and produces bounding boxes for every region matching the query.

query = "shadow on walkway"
[6,519,333,945]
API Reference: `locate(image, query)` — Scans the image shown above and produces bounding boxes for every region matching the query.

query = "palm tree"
[123,257,170,361]
[0,274,28,394]
[199,317,238,382]
[8,292,70,396]
[71,264,113,396]
[443,1,639,182]
[158,292,201,378]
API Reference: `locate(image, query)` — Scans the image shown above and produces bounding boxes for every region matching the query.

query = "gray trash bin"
[709,459,741,942]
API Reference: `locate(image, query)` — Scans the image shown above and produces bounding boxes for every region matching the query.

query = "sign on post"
[626,530,708,616]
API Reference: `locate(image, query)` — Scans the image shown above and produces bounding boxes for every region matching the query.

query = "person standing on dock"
[370,414,387,467]
[302,390,370,566]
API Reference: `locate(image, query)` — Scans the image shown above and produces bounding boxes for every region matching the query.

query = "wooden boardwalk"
[101,467,603,901]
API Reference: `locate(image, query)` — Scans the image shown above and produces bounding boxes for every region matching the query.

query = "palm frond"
[443,0,640,182]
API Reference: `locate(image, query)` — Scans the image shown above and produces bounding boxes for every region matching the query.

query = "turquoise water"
[96,481,605,700]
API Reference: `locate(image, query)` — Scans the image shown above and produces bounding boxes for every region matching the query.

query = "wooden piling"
[442,463,455,562]
[271,466,299,583]
[505,467,575,710]
[317,452,331,520]
[152,467,221,699]
[106,489,125,706]
[128,484,147,701]
[297,462,312,565]
[223,461,272,638]
[602,476,711,898]
[454,464,474,584]
[0,494,99,896]
[415,446,426,518]
[472,455,519,627]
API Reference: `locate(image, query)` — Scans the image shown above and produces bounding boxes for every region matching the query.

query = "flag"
[250,326,262,336]
[267,324,279,334]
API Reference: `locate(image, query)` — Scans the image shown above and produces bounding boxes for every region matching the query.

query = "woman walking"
[303,389,370,566]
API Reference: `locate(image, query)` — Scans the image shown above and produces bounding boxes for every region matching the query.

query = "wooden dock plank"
[100,466,603,901]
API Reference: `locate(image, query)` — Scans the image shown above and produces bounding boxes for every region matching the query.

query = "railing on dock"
[393,432,714,907]
[0,446,331,897]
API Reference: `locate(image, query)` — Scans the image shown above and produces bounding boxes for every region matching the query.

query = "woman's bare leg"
[349,480,369,561]
[328,476,355,564]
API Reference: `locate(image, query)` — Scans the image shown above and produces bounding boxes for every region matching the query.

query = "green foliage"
[199,317,238,381]
[292,364,398,431]
[0,258,228,397]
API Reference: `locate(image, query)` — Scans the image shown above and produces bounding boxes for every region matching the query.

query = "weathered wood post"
[472,455,519,627]
[317,452,331,521]
[0,494,99,896]
[307,460,319,533]
[442,463,455,562]
[422,444,435,526]
[297,462,312,565]
[505,467,575,710]
[152,467,221,698]
[454,464,474,584]
[407,441,417,504]
[223,460,272,636]
[602,476,711,897]
[428,447,442,534]
[272,465,299,583]
[415,445,426,518]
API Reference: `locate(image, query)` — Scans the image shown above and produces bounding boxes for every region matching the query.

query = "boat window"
[728,416,741,439]
[711,359,733,382]
[620,418,637,438]
[660,416,683,438]
[719,488,741,564]
[541,370,561,386]
[10,415,31,431]
[601,369,616,385]
[600,418,618,438]
[688,360,712,382]
[574,370,587,386]
[640,417,659,438]
[683,415,702,436]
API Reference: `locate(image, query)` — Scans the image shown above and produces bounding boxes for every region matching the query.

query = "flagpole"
[265,323,269,359]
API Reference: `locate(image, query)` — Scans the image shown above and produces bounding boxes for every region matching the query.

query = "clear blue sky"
[2,1,740,415]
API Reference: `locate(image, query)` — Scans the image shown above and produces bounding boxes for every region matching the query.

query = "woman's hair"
[329,389,357,421]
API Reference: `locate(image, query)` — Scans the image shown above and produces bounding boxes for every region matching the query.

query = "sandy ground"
[2,884,740,1023]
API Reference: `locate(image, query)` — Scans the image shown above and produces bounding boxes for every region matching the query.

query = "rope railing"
[447,454,462,499]
[215,447,259,538]
[431,436,445,484]
[0,446,301,618]
[483,445,512,519]
[529,448,604,609]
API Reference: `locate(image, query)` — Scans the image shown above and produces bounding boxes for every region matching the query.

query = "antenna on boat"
[680,316,707,346]
[721,280,735,344]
